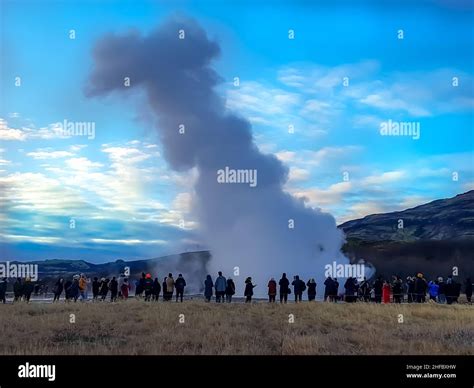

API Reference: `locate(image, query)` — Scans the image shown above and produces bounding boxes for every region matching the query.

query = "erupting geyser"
[86,16,350,296]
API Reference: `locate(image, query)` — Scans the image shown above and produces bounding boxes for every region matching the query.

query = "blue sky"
[1,0,473,262]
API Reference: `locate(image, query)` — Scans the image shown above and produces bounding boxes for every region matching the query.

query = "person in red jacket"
[121,278,131,299]
[267,278,277,303]
[382,280,391,304]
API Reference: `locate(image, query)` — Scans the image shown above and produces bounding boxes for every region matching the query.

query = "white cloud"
[27,150,74,159]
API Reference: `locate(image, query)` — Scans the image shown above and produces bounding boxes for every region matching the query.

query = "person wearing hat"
[144,273,154,301]
[414,273,427,303]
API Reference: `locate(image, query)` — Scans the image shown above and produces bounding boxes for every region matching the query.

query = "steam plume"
[86,16,349,296]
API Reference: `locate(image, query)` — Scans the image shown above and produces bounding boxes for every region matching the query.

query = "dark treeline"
[0,271,472,305]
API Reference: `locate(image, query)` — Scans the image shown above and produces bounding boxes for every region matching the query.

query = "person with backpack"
[175,274,186,302]
[244,277,256,303]
[279,273,290,303]
[307,278,317,301]
[267,278,277,303]
[53,278,64,302]
[152,277,161,301]
[204,275,213,302]
[109,276,118,302]
[225,278,235,303]
[143,273,154,301]
[292,275,305,303]
[214,272,227,303]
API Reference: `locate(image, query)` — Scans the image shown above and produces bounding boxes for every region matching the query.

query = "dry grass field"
[0,300,472,355]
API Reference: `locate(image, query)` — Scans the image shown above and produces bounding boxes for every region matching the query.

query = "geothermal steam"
[86,17,349,296]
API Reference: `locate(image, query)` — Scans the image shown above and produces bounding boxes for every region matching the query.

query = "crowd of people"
[0,271,472,305]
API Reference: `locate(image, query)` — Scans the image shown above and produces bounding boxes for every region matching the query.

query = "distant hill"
[9,251,211,293]
[339,190,474,242]
[339,191,474,279]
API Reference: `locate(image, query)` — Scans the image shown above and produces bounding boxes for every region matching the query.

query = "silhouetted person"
[121,278,131,299]
[428,279,439,302]
[23,278,34,303]
[99,278,109,301]
[372,277,383,303]
[152,277,161,301]
[382,280,391,303]
[214,271,227,303]
[465,278,472,304]
[225,278,235,303]
[279,273,290,303]
[13,278,23,302]
[204,275,213,302]
[324,277,334,302]
[64,279,72,302]
[110,277,118,302]
[165,273,174,301]
[143,274,154,301]
[344,277,357,303]
[437,277,446,304]
[292,275,305,303]
[136,273,146,298]
[414,273,427,303]
[53,278,64,302]
[392,276,403,303]
[92,277,100,301]
[244,277,256,303]
[359,277,370,302]
[267,278,277,302]
[0,277,7,304]
[175,274,186,302]
[307,278,317,301]
[162,277,167,301]
[333,278,339,302]
[406,276,415,303]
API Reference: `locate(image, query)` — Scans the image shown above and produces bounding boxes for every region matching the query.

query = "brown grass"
[0,300,472,355]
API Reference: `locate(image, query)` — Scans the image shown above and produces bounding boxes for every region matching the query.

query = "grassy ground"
[0,300,472,355]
